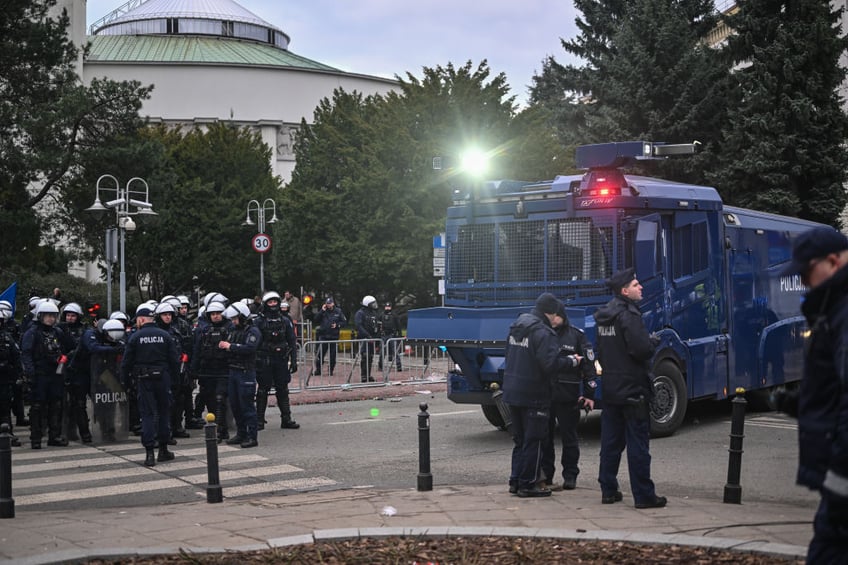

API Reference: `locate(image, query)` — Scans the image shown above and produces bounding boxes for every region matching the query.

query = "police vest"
[199,324,228,369]
[261,316,289,356]
[228,326,256,371]
[0,329,15,367]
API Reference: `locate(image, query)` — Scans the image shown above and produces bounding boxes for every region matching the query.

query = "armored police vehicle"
[407,141,823,436]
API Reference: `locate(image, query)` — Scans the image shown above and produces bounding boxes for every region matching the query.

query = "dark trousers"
[258,356,294,422]
[29,374,64,443]
[137,378,170,448]
[378,337,402,371]
[598,403,656,503]
[313,339,337,374]
[360,341,376,379]
[0,381,13,430]
[508,404,550,489]
[228,370,257,441]
[542,401,581,483]
[808,495,848,565]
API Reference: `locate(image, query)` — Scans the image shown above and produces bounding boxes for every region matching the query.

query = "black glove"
[289,360,298,373]
[649,332,662,347]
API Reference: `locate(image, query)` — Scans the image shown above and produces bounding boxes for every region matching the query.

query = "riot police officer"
[83,319,126,442]
[190,300,231,441]
[59,302,89,442]
[219,302,261,448]
[541,305,597,490]
[121,304,179,466]
[21,300,74,449]
[354,295,380,382]
[155,301,189,443]
[255,291,298,430]
[378,302,402,372]
[0,302,22,446]
[313,297,346,376]
[1,299,27,429]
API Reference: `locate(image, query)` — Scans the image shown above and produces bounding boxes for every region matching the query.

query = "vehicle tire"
[481,404,508,431]
[650,360,687,438]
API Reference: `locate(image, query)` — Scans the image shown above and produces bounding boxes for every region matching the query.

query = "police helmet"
[135,303,155,318]
[36,300,60,318]
[162,296,181,310]
[197,305,206,319]
[203,292,228,308]
[206,301,226,314]
[155,302,175,316]
[61,302,83,319]
[280,301,290,311]
[177,295,191,307]
[109,311,129,322]
[225,302,251,320]
[262,291,281,304]
[0,299,12,313]
[28,296,41,311]
[160,294,176,305]
[102,319,126,342]
[0,304,11,321]
[362,295,377,308]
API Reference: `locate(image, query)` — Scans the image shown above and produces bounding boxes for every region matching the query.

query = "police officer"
[541,303,597,490]
[59,302,89,442]
[313,297,346,376]
[121,304,179,466]
[84,319,126,442]
[190,300,231,442]
[21,300,74,449]
[255,291,298,430]
[1,299,27,429]
[154,300,190,443]
[219,302,261,448]
[378,302,403,372]
[503,292,573,498]
[355,295,380,382]
[594,267,666,508]
[0,302,22,446]
[776,227,848,562]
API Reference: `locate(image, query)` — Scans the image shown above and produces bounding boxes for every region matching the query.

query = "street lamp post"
[86,175,157,314]
[243,198,277,294]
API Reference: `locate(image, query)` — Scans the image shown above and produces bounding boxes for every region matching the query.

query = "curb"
[9,526,807,564]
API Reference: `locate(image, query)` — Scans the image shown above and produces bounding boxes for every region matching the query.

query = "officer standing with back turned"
[121,304,179,467]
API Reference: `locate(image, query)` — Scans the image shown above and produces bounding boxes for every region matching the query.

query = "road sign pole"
[260,252,265,294]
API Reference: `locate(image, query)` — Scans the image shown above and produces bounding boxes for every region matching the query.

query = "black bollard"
[417,402,433,491]
[204,413,223,503]
[723,387,747,504]
[0,423,14,518]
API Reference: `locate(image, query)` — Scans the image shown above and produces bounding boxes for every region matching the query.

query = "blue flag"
[0,282,18,315]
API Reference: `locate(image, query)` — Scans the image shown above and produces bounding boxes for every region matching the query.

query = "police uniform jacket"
[355,307,379,340]
[121,322,179,386]
[190,320,231,377]
[553,319,597,404]
[256,310,295,360]
[314,307,346,340]
[21,323,74,377]
[592,294,655,405]
[502,309,569,408]
[227,323,262,372]
[798,263,848,501]
[0,324,22,383]
[380,311,402,338]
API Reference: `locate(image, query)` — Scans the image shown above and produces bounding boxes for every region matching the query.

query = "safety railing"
[294,337,450,391]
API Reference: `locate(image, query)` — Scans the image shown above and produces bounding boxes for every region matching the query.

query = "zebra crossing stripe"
[15,478,189,506]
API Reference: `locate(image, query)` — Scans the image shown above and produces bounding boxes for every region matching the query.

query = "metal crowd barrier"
[293,336,450,391]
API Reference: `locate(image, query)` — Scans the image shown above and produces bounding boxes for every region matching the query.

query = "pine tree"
[709,0,848,225]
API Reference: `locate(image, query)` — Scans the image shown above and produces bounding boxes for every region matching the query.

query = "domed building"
[60,0,397,182]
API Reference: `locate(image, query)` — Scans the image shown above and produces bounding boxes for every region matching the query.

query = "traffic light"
[86,301,102,319]
[302,294,313,306]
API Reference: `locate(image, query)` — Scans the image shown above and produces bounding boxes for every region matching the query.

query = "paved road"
[7,393,817,513]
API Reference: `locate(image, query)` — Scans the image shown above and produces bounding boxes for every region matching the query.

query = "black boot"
[277,393,300,429]
[47,400,68,446]
[256,389,268,431]
[157,445,175,462]
[144,448,156,467]
[29,402,42,449]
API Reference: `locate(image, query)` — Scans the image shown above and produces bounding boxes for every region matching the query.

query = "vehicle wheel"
[650,361,687,438]
[481,404,508,431]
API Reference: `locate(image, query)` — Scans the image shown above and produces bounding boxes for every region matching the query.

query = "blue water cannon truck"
[406,141,824,436]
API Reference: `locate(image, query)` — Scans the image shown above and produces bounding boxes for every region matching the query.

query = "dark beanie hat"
[535,292,560,315]
[606,267,636,294]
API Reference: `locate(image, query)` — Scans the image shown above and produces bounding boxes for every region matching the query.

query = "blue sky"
[85,0,582,106]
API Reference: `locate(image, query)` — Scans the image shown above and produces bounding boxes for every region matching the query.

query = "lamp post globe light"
[243,198,277,293]
[85,175,157,314]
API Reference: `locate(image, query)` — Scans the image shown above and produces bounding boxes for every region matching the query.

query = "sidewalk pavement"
[0,483,812,564]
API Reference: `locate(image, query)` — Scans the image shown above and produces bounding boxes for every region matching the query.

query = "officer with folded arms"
[593,267,665,509]
[121,304,179,467]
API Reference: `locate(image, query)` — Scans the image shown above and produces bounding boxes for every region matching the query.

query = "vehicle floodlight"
[461,148,490,177]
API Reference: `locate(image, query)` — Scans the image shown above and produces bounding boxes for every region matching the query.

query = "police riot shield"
[89,349,129,442]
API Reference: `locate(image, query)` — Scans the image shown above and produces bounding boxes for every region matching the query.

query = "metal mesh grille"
[446,218,617,304]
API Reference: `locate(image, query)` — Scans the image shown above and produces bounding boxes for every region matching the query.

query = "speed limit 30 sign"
[251,233,272,253]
